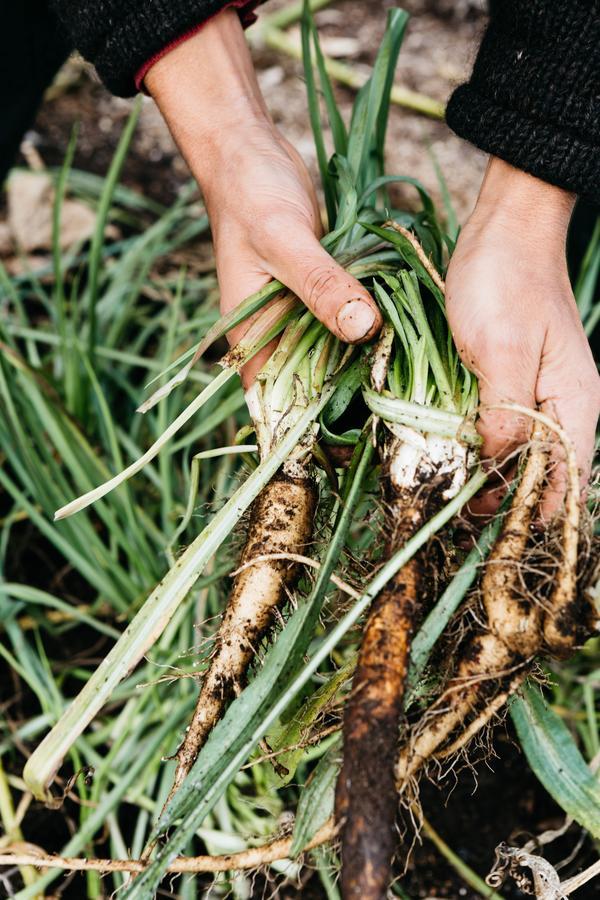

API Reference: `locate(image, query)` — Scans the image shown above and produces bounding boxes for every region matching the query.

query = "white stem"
[363,388,479,445]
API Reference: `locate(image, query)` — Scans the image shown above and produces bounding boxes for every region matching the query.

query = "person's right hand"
[145,9,381,386]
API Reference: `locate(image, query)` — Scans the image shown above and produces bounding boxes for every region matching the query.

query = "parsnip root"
[541,418,581,656]
[335,421,468,900]
[169,474,317,798]
[396,427,550,787]
[336,488,425,900]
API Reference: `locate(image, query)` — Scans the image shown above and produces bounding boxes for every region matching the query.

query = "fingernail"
[336,300,377,342]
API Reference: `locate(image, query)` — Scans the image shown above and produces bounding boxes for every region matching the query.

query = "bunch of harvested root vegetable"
[17,5,600,900]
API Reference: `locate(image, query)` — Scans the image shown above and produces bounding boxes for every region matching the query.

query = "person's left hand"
[446,157,600,521]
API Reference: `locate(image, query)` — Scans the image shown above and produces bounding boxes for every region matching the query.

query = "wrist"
[145,8,273,183]
[471,157,575,243]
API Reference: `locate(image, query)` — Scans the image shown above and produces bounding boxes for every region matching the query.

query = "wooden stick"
[0,821,336,875]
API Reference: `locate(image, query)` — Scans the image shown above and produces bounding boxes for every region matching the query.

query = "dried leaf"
[7,171,97,252]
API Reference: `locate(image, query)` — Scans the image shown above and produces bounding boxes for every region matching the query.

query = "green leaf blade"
[511,682,600,838]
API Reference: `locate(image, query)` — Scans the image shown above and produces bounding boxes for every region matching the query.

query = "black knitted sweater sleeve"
[49,0,263,97]
[446,0,600,203]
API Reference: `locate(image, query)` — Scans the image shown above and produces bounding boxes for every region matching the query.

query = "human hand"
[145,9,381,386]
[446,157,600,521]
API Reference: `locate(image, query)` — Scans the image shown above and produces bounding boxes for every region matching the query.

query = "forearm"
[469,158,576,250]
[145,9,274,192]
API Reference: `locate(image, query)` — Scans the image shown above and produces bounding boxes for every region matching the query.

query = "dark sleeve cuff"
[51,0,265,97]
[447,85,600,204]
[445,0,600,205]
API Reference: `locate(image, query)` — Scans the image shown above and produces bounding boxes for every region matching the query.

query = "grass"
[0,106,255,899]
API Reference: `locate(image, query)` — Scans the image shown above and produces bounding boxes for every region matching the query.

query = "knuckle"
[302,263,339,314]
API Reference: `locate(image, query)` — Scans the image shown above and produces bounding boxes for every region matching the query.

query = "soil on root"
[336,466,453,899]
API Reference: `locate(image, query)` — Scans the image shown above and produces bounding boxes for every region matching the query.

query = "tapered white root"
[396,427,550,786]
[485,404,582,656]
[541,418,581,655]
[434,670,528,761]
[483,423,549,657]
[395,633,523,784]
[168,475,317,799]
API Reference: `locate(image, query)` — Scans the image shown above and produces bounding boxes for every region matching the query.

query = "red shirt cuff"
[135,1,260,92]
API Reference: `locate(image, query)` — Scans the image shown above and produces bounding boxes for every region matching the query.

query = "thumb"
[266,227,382,344]
[217,242,281,388]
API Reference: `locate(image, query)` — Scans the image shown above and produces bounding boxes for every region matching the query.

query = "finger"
[465,344,537,521]
[537,434,566,524]
[218,258,276,388]
[239,339,278,390]
[466,469,513,521]
[265,226,382,344]
[474,350,538,465]
[538,390,598,522]
[456,475,512,544]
